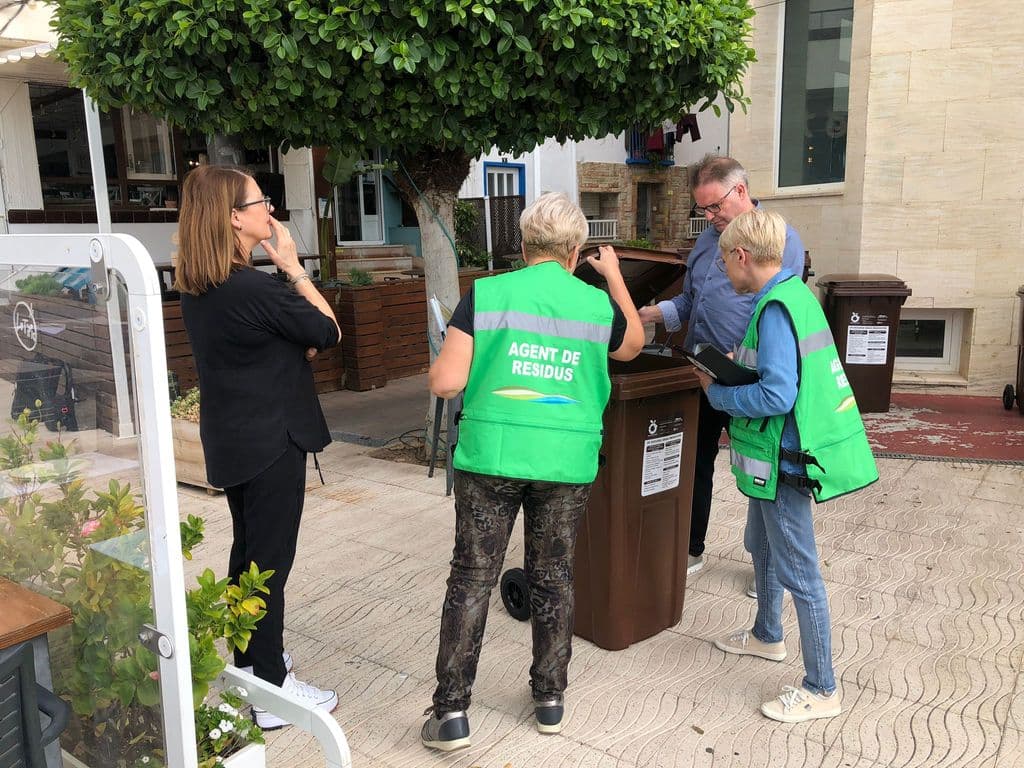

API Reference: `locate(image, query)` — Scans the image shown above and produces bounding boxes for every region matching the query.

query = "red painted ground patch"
[861,393,1024,463]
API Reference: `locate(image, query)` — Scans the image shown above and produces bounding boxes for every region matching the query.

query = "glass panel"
[122,108,175,179]
[30,84,118,206]
[896,318,946,358]
[335,169,383,242]
[0,265,171,766]
[362,177,378,216]
[335,178,362,242]
[778,0,853,187]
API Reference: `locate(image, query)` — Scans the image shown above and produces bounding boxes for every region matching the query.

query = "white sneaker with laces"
[761,685,841,723]
[253,672,338,730]
[714,628,787,661]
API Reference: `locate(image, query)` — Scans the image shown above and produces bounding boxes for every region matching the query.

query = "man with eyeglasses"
[638,155,805,595]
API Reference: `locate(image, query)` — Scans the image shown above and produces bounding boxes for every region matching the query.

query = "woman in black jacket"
[176,165,341,729]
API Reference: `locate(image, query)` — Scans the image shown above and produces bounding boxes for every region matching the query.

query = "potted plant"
[0,409,273,767]
[171,387,220,493]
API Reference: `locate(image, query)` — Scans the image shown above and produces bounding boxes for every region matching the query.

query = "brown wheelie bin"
[499,247,702,651]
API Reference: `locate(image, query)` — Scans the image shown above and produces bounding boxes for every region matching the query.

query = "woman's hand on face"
[262,218,302,277]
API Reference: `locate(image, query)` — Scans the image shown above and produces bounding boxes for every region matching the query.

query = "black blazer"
[181,267,340,488]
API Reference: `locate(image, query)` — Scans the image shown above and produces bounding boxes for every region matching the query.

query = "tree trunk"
[391,148,471,459]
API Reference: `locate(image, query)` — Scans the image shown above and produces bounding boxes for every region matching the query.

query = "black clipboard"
[683,344,759,386]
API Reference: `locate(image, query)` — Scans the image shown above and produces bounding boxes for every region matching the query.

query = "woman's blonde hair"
[174,165,252,295]
[719,209,787,266]
[519,192,588,264]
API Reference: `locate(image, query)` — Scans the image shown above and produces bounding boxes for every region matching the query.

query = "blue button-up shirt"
[656,209,805,354]
[706,269,804,476]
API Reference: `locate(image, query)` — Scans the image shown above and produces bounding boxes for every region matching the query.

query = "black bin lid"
[815,273,912,297]
[574,245,688,308]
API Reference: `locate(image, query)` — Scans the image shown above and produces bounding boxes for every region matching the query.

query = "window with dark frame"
[778,0,854,188]
[27,83,282,214]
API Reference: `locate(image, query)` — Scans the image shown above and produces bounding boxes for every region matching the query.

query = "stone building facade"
[577,162,690,249]
[730,0,1024,395]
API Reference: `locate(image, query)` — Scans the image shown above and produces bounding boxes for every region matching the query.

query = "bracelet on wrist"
[289,272,312,287]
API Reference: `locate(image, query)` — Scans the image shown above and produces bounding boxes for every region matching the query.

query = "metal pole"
[84,93,134,436]
[83,93,111,234]
[483,195,493,266]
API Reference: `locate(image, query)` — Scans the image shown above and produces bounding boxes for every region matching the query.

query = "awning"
[0,42,66,83]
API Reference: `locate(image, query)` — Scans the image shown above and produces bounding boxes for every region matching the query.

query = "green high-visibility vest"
[454,260,614,484]
[728,275,878,502]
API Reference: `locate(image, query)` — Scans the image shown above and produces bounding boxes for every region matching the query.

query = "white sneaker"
[687,554,704,575]
[714,628,787,661]
[253,672,338,730]
[240,651,294,677]
[761,685,841,723]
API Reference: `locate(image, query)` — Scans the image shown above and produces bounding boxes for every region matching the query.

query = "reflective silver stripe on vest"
[735,346,757,367]
[799,328,835,358]
[476,311,612,344]
[731,446,773,481]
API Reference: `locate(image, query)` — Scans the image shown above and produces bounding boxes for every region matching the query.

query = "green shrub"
[455,200,489,269]
[0,411,272,767]
[170,387,200,422]
[347,268,373,286]
[16,273,64,296]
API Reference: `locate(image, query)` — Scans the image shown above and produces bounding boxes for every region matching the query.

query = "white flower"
[142,759,150,765]
[218,703,233,713]
[236,687,248,697]
[219,719,234,733]
[209,728,222,740]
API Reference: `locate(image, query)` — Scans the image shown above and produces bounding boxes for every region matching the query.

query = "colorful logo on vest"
[492,387,579,405]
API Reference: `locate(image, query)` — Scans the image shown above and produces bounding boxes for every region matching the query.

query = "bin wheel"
[500,568,531,621]
[1003,384,1016,411]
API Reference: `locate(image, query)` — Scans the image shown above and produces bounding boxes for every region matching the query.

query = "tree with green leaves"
[52,0,754,315]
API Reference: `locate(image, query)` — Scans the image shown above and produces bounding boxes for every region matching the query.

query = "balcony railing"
[689,217,712,239]
[587,219,618,241]
[625,126,675,166]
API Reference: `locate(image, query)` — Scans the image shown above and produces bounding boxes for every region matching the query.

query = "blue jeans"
[745,482,836,694]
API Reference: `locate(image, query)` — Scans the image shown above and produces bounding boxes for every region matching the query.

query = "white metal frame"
[0,231,196,767]
[220,667,352,768]
[895,308,964,374]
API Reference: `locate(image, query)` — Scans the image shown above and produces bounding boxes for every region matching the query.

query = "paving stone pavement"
[180,445,1024,768]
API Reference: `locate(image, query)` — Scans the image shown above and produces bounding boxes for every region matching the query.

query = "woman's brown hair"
[174,165,251,295]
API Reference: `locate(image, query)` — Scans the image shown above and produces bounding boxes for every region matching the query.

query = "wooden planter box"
[160,270,500,396]
[335,270,497,391]
[171,418,221,493]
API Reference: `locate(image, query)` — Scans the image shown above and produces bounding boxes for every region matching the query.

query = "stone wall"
[577,162,691,250]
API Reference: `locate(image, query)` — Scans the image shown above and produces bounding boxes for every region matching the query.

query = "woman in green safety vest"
[421,193,644,751]
[691,208,877,724]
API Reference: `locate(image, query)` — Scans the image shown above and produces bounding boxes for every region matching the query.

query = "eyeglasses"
[235,196,273,211]
[694,185,737,217]
[716,247,740,272]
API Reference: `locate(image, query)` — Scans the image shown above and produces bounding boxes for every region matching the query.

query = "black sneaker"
[420,708,471,751]
[534,695,564,734]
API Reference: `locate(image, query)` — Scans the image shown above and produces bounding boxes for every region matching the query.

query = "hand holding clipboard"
[682,343,759,386]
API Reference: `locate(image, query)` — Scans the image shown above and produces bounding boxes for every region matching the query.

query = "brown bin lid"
[816,273,912,296]
[575,245,687,308]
